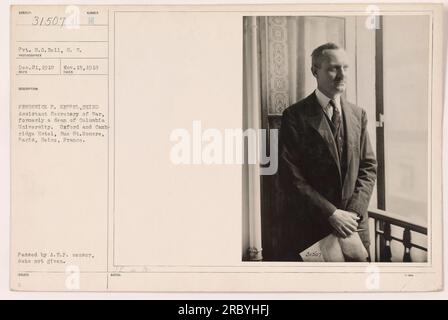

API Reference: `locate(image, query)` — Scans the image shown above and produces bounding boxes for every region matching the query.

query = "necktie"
[329,99,341,133]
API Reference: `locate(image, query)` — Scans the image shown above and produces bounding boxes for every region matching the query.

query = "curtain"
[260,16,346,117]
[242,16,263,261]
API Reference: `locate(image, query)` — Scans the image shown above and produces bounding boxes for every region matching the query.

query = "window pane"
[382,15,429,227]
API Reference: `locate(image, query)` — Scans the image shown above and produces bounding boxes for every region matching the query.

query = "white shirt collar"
[315,88,341,113]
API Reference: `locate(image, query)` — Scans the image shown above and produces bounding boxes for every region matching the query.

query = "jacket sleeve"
[279,109,337,222]
[345,109,377,221]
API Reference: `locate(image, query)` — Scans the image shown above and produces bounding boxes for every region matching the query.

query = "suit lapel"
[341,96,360,182]
[304,93,341,181]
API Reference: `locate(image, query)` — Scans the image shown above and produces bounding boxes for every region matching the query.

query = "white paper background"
[1,0,448,299]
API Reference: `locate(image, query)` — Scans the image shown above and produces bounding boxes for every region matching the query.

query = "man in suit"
[278,43,377,261]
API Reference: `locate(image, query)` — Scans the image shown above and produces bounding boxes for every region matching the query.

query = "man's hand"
[328,209,360,238]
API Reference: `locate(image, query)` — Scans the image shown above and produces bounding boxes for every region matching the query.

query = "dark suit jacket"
[278,92,377,260]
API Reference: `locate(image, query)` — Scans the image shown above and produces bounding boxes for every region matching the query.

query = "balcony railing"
[368,208,427,262]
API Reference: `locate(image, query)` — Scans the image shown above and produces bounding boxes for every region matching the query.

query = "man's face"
[313,48,349,97]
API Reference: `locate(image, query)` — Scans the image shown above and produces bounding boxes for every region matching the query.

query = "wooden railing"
[368,208,427,262]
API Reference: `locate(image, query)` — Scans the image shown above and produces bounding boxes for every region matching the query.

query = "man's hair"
[311,42,341,68]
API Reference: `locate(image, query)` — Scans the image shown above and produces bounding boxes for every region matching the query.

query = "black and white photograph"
[6,2,444,294]
[242,15,430,263]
